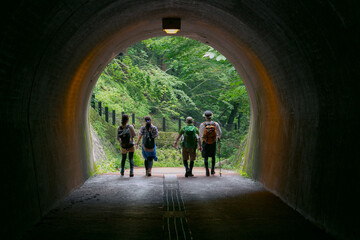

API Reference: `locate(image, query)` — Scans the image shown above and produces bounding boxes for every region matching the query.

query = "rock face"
[90,125,108,163]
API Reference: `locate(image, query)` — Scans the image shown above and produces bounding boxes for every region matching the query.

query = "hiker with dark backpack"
[117,114,137,177]
[135,116,159,176]
[199,110,222,176]
[174,117,201,177]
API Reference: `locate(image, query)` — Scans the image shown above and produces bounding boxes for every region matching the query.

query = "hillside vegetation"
[90,36,250,175]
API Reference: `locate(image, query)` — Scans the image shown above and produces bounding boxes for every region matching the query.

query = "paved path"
[22,167,334,240]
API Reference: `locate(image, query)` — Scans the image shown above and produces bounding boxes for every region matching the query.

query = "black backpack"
[118,125,133,148]
[143,127,155,149]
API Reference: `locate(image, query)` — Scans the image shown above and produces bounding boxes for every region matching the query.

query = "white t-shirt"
[199,120,222,140]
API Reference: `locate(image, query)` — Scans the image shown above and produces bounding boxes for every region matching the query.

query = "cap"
[185,116,193,124]
[203,110,213,118]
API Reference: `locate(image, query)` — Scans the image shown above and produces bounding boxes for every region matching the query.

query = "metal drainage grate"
[163,174,192,240]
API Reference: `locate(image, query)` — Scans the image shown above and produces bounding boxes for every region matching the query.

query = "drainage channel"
[163,174,192,240]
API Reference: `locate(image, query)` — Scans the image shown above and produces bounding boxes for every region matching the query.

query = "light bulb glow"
[163,29,180,34]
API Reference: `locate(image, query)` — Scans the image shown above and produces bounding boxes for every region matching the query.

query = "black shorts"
[201,141,216,158]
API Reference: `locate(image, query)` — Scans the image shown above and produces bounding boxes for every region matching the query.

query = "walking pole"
[218,139,222,177]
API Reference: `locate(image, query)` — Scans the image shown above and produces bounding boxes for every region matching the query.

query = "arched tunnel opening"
[0,1,359,239]
[89,35,251,176]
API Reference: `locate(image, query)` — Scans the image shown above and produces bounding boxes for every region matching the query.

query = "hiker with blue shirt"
[174,117,201,177]
[136,116,159,176]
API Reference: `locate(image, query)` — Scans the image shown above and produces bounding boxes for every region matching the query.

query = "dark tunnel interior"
[0,1,359,239]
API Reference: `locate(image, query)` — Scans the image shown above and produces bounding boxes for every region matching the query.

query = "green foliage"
[90,36,251,174]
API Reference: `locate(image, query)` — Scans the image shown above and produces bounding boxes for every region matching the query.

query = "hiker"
[117,114,137,177]
[199,110,222,176]
[136,116,159,176]
[174,117,201,177]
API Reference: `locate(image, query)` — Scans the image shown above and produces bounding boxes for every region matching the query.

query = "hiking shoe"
[206,169,210,176]
[130,173,134,177]
[188,172,194,177]
[147,173,151,177]
[120,172,124,176]
[211,170,215,175]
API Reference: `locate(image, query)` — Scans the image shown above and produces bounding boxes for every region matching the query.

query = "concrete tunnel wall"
[0,0,359,239]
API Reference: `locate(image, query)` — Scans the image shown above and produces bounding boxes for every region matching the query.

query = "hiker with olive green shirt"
[174,117,201,177]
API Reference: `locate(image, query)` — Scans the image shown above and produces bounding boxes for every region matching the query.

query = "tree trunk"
[161,54,166,71]
[226,102,239,131]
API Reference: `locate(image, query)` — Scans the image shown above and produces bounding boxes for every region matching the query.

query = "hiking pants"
[121,152,134,173]
[204,156,216,171]
[145,157,154,170]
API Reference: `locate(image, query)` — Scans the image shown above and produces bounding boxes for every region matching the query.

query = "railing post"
[178,118,181,132]
[98,101,102,116]
[112,110,115,125]
[132,113,135,125]
[91,94,96,109]
[105,107,109,122]
[163,117,166,132]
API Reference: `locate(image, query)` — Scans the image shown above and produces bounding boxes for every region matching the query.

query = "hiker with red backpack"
[199,110,222,176]
[136,116,159,177]
[174,117,201,177]
[117,114,137,177]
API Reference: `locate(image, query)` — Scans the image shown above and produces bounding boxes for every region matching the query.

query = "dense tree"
[93,36,249,131]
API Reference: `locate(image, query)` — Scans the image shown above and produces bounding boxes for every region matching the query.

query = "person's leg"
[183,148,189,177]
[144,159,148,175]
[188,148,196,177]
[211,156,216,174]
[189,160,194,177]
[129,152,134,177]
[203,142,210,176]
[147,157,153,176]
[120,153,127,176]
[183,160,189,177]
[204,156,209,176]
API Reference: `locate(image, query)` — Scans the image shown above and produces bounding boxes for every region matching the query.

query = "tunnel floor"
[21,167,334,240]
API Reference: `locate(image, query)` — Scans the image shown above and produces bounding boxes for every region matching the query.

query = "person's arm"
[215,122,222,140]
[116,127,121,143]
[129,125,137,137]
[199,123,205,140]
[196,127,202,151]
[174,134,182,149]
[152,125,159,138]
[174,128,185,148]
[136,127,143,149]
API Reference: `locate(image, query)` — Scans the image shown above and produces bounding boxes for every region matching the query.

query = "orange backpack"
[202,122,217,144]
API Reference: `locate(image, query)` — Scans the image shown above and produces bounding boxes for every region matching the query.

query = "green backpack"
[183,125,198,149]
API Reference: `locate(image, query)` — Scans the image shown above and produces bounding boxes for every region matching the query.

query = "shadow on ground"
[21,168,334,240]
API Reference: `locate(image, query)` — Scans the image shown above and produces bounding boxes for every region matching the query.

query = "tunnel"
[0,0,359,239]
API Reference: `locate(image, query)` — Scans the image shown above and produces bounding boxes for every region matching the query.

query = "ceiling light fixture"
[162,18,181,34]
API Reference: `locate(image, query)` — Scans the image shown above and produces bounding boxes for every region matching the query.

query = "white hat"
[203,110,213,118]
[185,116,193,123]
